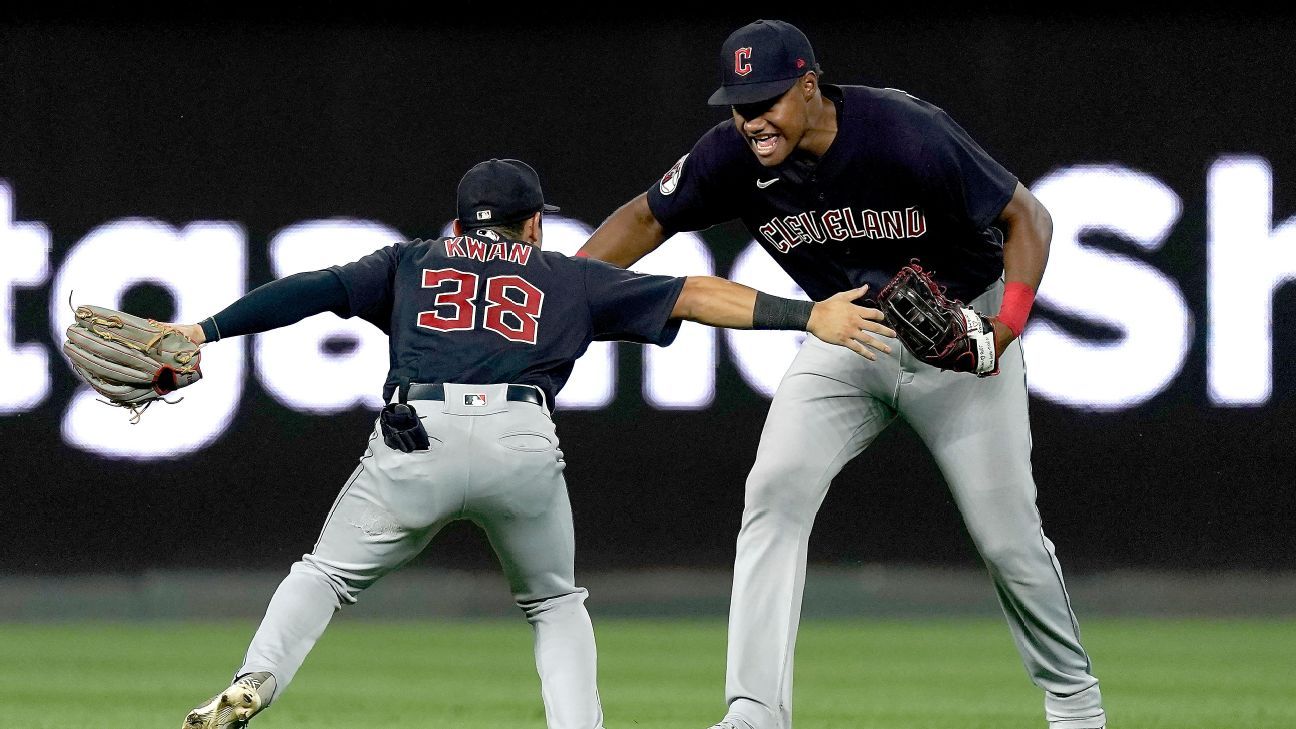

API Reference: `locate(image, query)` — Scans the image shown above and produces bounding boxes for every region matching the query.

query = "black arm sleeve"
[199,269,350,342]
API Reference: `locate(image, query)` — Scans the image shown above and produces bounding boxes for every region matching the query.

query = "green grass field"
[3,618,1292,728]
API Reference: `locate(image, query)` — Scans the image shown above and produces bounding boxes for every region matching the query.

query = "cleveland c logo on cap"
[734,47,752,76]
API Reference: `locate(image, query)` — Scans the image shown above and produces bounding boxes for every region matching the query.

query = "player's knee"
[975,536,1037,579]
[294,557,367,605]
[744,460,822,523]
[516,587,589,622]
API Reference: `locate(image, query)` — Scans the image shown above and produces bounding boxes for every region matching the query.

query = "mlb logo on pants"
[464,394,488,406]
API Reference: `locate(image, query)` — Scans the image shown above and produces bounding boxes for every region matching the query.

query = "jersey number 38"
[418,268,545,345]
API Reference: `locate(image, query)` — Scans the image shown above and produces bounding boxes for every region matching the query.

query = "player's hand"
[807,285,896,360]
[163,322,206,345]
[990,317,1014,358]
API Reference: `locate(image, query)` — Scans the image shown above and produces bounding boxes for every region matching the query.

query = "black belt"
[406,383,545,408]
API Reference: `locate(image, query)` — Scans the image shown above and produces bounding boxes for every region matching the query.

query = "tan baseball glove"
[62,304,203,422]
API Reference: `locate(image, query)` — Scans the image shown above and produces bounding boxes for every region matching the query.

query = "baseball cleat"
[182,672,275,729]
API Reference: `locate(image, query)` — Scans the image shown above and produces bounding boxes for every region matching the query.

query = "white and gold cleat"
[182,672,275,729]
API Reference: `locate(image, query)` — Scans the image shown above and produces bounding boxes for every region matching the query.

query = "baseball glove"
[876,261,999,377]
[62,304,203,422]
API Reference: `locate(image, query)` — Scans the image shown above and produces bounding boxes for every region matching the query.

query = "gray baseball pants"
[721,281,1106,729]
[235,383,603,729]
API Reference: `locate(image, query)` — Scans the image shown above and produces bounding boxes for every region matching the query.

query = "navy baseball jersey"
[331,232,685,404]
[647,84,1018,303]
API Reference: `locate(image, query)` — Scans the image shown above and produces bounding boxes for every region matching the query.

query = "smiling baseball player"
[173,158,893,729]
[578,18,1105,729]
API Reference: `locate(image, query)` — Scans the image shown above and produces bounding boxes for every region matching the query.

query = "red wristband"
[997,282,1036,338]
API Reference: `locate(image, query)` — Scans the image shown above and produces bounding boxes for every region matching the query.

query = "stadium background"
[2,10,1294,587]
[5,11,1296,729]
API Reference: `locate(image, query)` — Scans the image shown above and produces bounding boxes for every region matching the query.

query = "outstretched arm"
[578,193,668,268]
[671,277,895,360]
[170,269,349,344]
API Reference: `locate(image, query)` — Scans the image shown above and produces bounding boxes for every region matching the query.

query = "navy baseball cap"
[456,158,560,226]
[708,19,819,106]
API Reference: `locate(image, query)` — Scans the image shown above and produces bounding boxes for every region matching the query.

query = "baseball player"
[174,158,895,729]
[577,19,1106,729]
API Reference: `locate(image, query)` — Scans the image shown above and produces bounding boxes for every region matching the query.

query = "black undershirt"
[199,269,350,342]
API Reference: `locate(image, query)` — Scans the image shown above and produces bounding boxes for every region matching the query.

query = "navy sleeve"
[328,243,401,331]
[201,270,349,341]
[921,110,1018,230]
[645,124,742,234]
[582,259,687,346]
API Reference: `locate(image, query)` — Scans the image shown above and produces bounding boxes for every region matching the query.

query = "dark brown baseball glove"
[876,261,999,377]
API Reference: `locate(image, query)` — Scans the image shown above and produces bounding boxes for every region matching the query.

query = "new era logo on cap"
[476,210,492,220]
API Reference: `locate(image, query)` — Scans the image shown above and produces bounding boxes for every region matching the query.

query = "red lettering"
[822,209,848,241]
[507,242,533,265]
[860,210,883,238]
[416,268,544,345]
[907,207,927,237]
[734,47,752,77]
[783,216,811,247]
[771,216,801,249]
[844,208,868,238]
[795,212,827,243]
[880,210,904,238]
[483,275,544,344]
[418,269,478,331]
[759,221,790,253]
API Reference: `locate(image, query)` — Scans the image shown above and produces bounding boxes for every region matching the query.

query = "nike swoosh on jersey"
[756,178,780,188]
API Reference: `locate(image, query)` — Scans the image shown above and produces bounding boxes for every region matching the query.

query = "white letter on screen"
[1208,156,1296,406]
[260,220,403,412]
[726,240,806,398]
[1026,166,1191,410]
[52,220,246,459]
[634,231,716,409]
[0,182,52,413]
